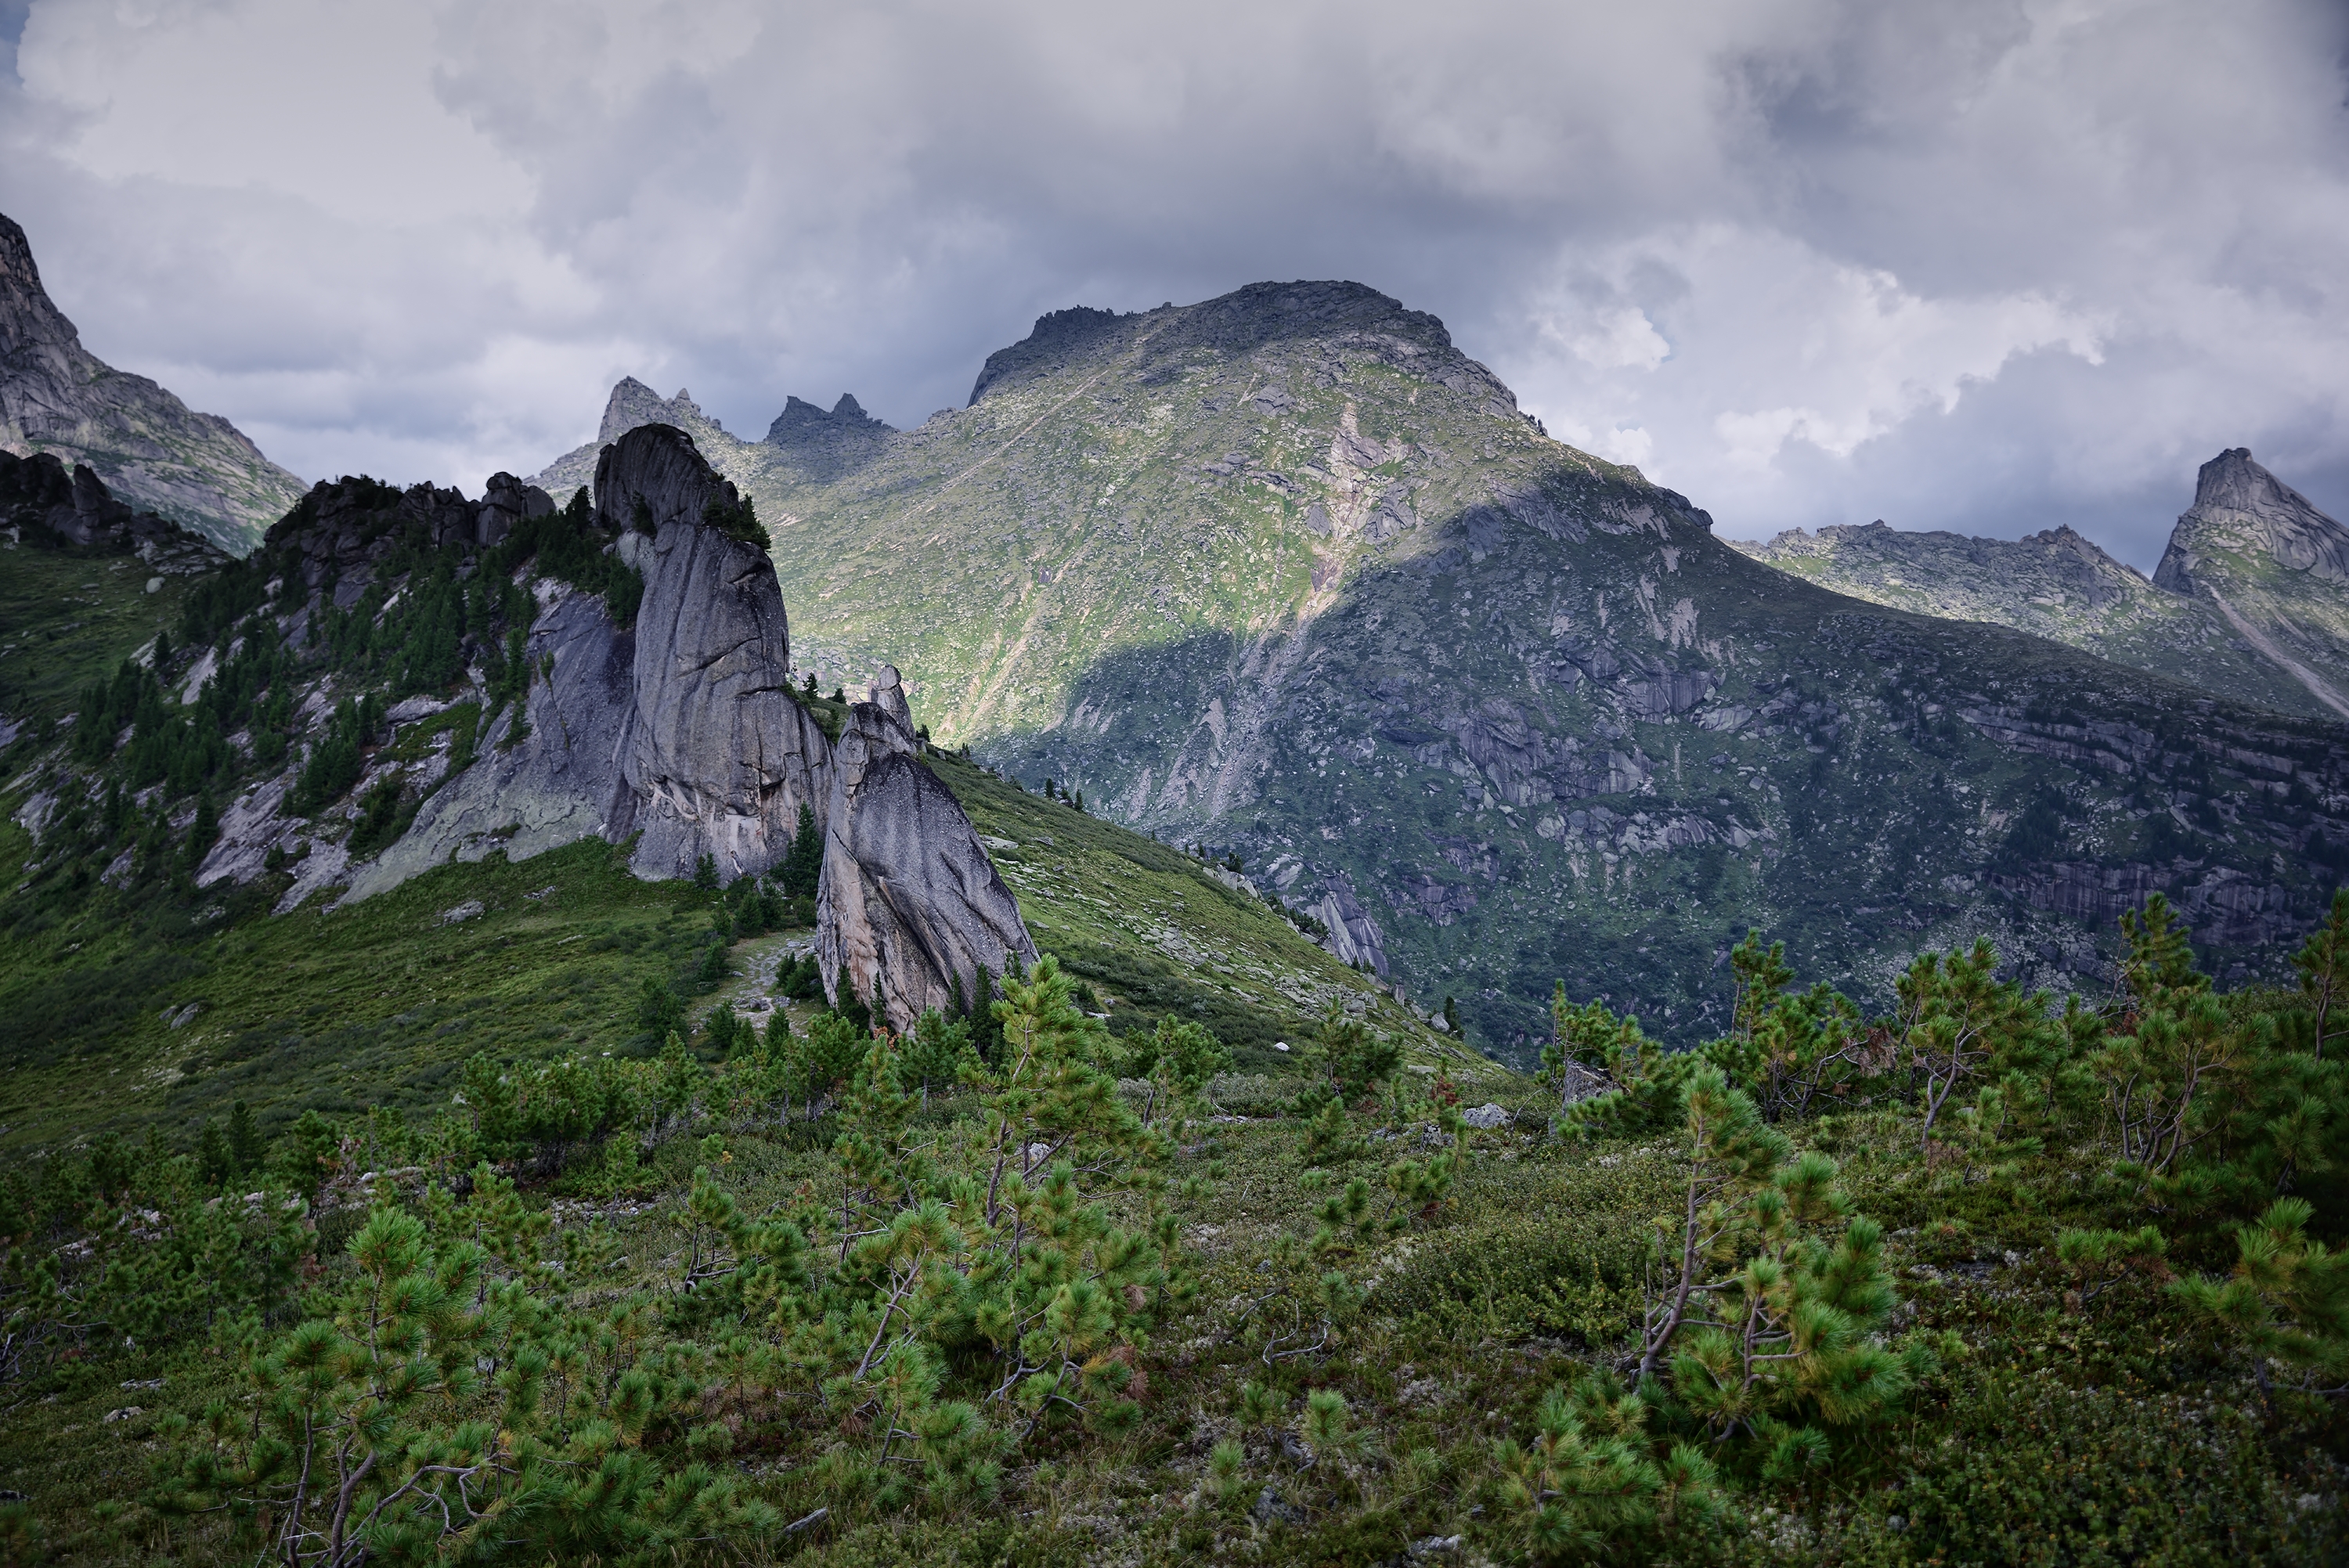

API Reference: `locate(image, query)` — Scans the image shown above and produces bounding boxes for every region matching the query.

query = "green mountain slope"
[0,485,1457,1161]
[0,762,1456,1162]
[1727,518,2332,719]
[542,283,2349,1061]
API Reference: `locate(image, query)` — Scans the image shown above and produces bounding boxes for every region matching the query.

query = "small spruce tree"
[226,1099,265,1175]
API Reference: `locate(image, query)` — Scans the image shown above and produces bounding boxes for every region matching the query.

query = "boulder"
[868,664,915,734]
[817,699,1037,1030]
[1460,1103,1512,1130]
[477,470,555,546]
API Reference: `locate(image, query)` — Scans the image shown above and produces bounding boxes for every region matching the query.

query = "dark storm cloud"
[3,0,2344,566]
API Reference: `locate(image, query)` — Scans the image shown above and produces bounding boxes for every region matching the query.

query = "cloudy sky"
[4,0,2345,567]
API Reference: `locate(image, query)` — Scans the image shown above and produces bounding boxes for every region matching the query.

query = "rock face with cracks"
[817,697,1038,1031]
[597,424,832,881]
[317,422,1030,1026]
[340,582,640,902]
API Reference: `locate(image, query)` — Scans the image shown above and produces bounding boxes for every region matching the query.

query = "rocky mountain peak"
[766,391,893,442]
[597,377,711,442]
[967,305,1129,404]
[965,281,1470,409]
[2144,448,2349,718]
[1155,279,1452,359]
[2160,447,2349,589]
[0,212,78,362]
[2194,447,2279,511]
[0,210,307,553]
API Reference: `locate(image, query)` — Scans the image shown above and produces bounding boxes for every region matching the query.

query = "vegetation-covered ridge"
[2,877,2345,1564]
[1727,516,2336,721]
[1,470,649,955]
[541,283,2349,1060]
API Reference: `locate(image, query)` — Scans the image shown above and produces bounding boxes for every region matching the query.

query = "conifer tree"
[651,1031,705,1141]
[1493,1372,1722,1562]
[780,802,824,897]
[150,1188,770,1560]
[226,1100,265,1176]
[1893,938,2055,1144]
[637,977,687,1041]
[195,1119,233,1189]
[2089,904,2250,1186]
[2295,889,2349,1062]
[904,1007,977,1098]
[969,966,1001,1062]
[2174,1196,2349,1408]
[1635,1062,1925,1462]
[801,1011,868,1108]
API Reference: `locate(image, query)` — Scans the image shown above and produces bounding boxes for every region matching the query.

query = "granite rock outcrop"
[263,423,1030,1022]
[599,425,833,881]
[817,695,1037,1030]
[0,448,227,573]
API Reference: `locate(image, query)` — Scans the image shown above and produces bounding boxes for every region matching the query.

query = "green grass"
[0,736,1457,1160]
[0,836,723,1157]
[0,537,189,728]
[929,747,1476,1069]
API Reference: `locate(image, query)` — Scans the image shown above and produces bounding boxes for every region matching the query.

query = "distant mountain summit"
[2152,448,2349,719]
[1729,514,2330,719]
[528,378,896,501]
[1732,451,2349,722]
[0,212,305,554]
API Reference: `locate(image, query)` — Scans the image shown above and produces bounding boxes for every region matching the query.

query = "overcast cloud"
[3,0,2345,567]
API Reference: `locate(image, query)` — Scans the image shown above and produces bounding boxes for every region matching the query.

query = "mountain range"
[7,214,2347,1568]
[5,205,2349,1065]
[1732,451,2349,723]
[525,285,2349,1057]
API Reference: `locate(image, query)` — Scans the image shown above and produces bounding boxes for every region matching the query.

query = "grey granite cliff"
[817,693,1037,1030]
[597,424,834,881]
[247,424,1030,1021]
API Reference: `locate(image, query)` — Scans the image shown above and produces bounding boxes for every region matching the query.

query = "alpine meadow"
[5,66,2349,1568]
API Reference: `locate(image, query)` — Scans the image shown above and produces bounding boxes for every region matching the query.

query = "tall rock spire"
[2151,448,2349,719]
